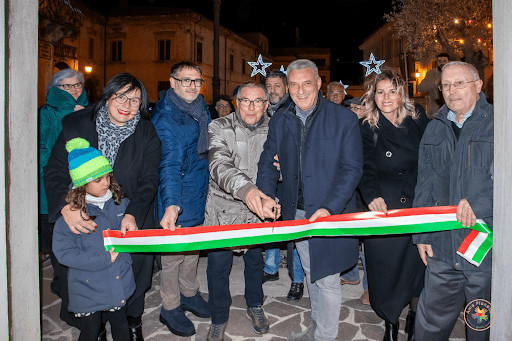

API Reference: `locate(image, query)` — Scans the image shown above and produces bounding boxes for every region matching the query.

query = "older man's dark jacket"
[256,96,363,282]
[413,92,493,272]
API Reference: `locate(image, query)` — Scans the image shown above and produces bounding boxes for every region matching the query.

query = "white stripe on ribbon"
[104,213,457,247]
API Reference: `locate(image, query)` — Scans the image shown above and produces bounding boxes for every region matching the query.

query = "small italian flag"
[457,223,493,267]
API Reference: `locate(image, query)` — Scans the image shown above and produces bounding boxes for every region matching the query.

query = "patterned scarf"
[167,88,209,159]
[95,105,140,166]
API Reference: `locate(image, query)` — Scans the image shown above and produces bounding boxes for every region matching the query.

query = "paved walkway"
[41,253,466,340]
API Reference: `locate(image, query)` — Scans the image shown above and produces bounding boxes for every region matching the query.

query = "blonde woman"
[359,67,429,341]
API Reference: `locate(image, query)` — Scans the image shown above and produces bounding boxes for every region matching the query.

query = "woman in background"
[39,68,88,255]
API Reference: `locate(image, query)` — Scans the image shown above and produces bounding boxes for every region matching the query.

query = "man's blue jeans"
[340,242,368,291]
[264,245,304,283]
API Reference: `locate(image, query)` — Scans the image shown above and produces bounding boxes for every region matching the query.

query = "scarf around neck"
[86,189,113,209]
[167,88,209,159]
[95,105,140,166]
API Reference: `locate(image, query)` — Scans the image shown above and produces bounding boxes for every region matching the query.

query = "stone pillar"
[0,0,8,338]
[492,0,512,339]
[1,0,40,339]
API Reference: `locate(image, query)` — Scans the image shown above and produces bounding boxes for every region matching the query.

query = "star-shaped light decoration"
[279,65,287,75]
[359,53,385,77]
[339,81,349,95]
[247,54,272,77]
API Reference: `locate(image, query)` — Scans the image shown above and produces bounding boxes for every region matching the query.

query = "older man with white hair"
[413,61,493,341]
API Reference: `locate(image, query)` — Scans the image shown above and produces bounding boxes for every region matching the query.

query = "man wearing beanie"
[151,61,211,336]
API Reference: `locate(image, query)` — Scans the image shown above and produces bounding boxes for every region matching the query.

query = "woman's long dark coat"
[359,106,428,323]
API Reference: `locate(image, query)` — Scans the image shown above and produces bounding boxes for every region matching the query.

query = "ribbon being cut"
[103,206,492,267]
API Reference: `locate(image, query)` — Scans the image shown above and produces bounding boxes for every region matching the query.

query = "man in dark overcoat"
[413,61,493,341]
[256,59,363,341]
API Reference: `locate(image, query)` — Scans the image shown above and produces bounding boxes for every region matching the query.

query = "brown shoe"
[340,276,361,285]
[360,290,370,305]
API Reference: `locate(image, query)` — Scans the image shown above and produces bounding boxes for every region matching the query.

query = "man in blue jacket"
[256,59,363,341]
[151,61,211,337]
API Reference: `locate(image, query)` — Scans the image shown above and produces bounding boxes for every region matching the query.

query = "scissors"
[271,197,279,233]
[272,207,277,233]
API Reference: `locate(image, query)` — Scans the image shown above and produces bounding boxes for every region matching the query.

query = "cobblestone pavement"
[41,253,466,340]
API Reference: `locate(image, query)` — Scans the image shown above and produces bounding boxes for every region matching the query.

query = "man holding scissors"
[257,59,363,341]
[204,82,280,341]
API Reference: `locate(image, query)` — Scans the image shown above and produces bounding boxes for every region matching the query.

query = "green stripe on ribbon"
[105,220,490,253]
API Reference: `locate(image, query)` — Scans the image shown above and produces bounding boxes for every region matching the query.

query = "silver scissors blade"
[272,207,277,232]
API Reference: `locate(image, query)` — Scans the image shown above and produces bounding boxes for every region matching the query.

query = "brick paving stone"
[263,299,304,317]
[268,313,302,337]
[339,305,351,322]
[337,321,360,341]
[360,322,386,340]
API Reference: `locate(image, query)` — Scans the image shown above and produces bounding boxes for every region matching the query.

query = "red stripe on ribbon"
[457,229,480,254]
[103,206,458,239]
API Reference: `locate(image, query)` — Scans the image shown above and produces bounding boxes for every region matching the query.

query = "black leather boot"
[383,320,399,341]
[127,315,144,341]
[404,311,416,341]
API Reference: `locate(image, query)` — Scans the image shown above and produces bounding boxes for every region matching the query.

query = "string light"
[454,19,459,24]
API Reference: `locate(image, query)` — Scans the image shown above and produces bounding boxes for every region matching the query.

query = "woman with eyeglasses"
[44,72,161,340]
[39,69,88,257]
[359,67,429,341]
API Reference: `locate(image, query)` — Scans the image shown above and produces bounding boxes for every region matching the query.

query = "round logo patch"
[463,299,495,331]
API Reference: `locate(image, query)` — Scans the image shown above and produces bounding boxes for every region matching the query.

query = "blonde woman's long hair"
[361,67,417,128]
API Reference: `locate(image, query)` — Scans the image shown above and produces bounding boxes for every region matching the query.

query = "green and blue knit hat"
[66,138,113,188]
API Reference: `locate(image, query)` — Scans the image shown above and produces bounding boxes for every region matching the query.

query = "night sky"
[88,0,394,84]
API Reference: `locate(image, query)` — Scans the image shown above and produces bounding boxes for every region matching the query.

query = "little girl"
[52,137,135,341]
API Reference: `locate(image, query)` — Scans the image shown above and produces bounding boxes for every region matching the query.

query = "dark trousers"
[415,257,491,341]
[207,247,264,324]
[55,253,154,327]
[78,306,129,341]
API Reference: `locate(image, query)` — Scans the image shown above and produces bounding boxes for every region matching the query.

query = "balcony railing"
[54,43,77,59]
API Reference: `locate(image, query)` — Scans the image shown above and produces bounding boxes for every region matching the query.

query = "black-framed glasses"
[238,98,267,107]
[172,77,204,87]
[113,93,142,107]
[58,82,83,90]
[438,80,477,91]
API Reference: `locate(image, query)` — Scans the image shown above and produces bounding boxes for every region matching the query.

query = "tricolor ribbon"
[103,206,492,266]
